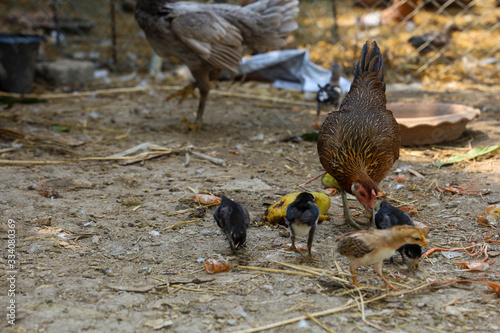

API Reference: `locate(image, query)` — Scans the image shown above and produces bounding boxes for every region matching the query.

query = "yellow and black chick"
[214,195,250,253]
[285,192,321,261]
[375,200,422,269]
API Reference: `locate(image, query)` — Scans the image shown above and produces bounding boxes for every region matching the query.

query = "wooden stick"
[233,282,431,333]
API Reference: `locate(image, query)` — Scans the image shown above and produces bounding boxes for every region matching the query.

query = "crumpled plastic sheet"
[238,49,351,93]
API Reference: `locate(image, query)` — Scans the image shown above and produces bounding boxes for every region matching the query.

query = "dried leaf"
[193,194,222,205]
[454,261,490,271]
[399,205,418,216]
[436,146,500,168]
[204,258,230,274]
[478,216,491,226]
[414,221,430,236]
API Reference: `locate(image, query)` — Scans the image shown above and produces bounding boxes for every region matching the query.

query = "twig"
[274,261,351,282]
[305,313,336,333]
[190,151,225,166]
[163,219,203,230]
[354,286,384,331]
[237,266,315,277]
[295,171,327,189]
[170,285,227,294]
[234,282,432,333]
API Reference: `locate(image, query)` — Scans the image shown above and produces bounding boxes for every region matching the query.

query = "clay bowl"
[387,103,481,146]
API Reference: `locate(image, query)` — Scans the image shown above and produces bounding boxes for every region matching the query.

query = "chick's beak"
[420,236,428,247]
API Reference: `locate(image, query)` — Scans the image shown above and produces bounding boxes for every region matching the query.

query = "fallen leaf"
[436,146,500,168]
[478,216,491,226]
[454,261,490,271]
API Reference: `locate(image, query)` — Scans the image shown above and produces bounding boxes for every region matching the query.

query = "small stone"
[36,59,95,85]
[227,318,237,326]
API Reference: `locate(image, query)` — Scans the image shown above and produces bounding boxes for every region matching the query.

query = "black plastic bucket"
[0,34,46,94]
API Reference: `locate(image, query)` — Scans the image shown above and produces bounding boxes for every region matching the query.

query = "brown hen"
[135,0,299,130]
[317,41,401,229]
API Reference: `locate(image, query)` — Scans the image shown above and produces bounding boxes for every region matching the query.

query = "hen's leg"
[179,69,211,131]
[340,189,370,229]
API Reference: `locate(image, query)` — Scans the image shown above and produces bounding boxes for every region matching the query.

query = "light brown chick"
[337,225,428,291]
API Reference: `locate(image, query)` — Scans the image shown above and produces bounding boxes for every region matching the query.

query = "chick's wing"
[337,230,386,258]
[214,204,232,229]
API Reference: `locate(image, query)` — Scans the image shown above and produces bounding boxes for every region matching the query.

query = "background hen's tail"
[245,0,299,47]
[353,41,386,93]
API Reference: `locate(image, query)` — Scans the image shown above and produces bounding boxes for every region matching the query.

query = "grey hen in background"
[315,62,342,128]
[135,0,299,130]
[408,24,461,55]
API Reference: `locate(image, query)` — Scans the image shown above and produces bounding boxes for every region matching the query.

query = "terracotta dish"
[388,103,480,146]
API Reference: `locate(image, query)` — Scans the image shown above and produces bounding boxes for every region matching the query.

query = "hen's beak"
[364,204,373,218]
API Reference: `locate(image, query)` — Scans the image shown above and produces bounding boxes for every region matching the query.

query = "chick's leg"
[289,229,300,254]
[304,225,320,262]
[226,233,236,254]
[349,265,359,286]
[374,261,398,291]
[340,189,370,230]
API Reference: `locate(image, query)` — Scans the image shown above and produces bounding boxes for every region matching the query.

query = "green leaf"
[300,131,319,141]
[436,145,500,168]
[51,125,70,132]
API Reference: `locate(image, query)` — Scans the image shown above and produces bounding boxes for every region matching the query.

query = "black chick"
[375,200,422,269]
[285,192,321,261]
[408,24,461,55]
[315,62,342,128]
[214,195,250,253]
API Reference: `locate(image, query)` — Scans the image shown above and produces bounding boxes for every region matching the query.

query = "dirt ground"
[1,76,500,333]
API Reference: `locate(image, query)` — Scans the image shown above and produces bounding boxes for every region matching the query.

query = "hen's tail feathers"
[354,41,386,93]
[246,0,299,46]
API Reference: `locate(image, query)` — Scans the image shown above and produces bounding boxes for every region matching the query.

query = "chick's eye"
[412,236,420,241]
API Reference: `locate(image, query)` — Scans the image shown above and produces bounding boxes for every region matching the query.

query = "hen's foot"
[180,118,200,131]
[166,84,197,104]
[300,254,320,263]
